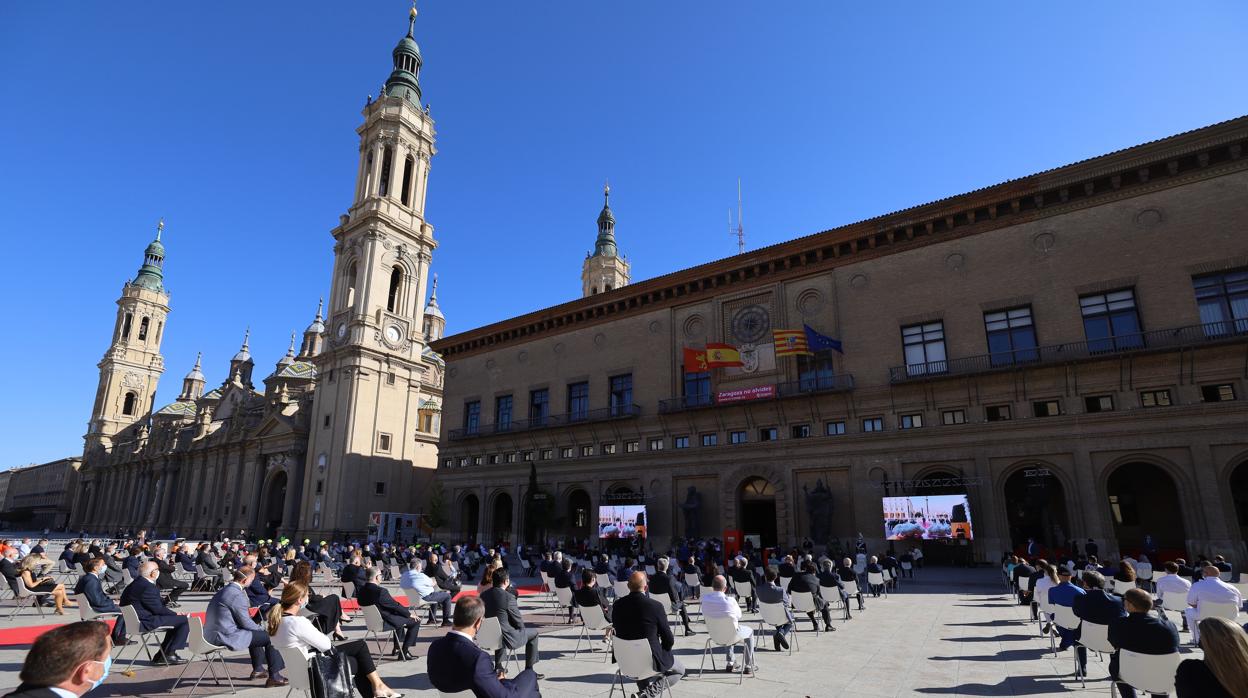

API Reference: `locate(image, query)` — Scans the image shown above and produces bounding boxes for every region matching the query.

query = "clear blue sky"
[0,1,1244,467]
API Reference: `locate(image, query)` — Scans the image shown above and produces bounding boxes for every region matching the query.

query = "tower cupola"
[298,299,325,360]
[178,352,205,402]
[422,274,446,341]
[229,328,254,387]
[593,183,618,258]
[132,219,167,292]
[581,183,630,297]
[383,5,423,106]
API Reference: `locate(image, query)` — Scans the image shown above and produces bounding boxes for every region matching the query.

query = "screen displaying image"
[883,494,973,541]
[598,505,647,540]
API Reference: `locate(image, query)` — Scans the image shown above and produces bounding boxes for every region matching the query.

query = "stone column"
[157,469,177,529]
[281,455,305,538]
[1189,442,1235,557]
[1071,447,1112,554]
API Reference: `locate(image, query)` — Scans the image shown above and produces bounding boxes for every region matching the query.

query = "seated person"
[648,558,693,635]
[400,560,453,626]
[119,561,189,664]
[699,575,755,674]
[5,620,112,698]
[755,569,795,650]
[481,568,542,677]
[151,544,189,607]
[612,571,684,694]
[204,567,287,686]
[1175,616,1247,698]
[74,557,128,645]
[340,555,367,598]
[428,596,540,698]
[358,567,420,660]
[1108,589,1179,698]
[1070,571,1125,677]
[18,554,72,615]
[573,569,612,623]
[1185,565,1243,644]
[787,560,834,632]
[430,553,463,595]
[1154,561,1193,630]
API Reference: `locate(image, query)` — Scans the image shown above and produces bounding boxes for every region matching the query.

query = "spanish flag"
[772,329,813,357]
[705,342,744,368]
[682,347,709,373]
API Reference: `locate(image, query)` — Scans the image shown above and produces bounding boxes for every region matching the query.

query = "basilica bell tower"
[297,6,438,537]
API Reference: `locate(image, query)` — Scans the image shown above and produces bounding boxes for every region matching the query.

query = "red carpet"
[0,584,546,647]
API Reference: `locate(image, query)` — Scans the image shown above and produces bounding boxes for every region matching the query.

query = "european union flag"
[803,324,843,354]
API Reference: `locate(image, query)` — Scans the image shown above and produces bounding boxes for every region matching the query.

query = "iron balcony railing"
[659,373,855,414]
[889,321,1248,383]
[448,404,641,441]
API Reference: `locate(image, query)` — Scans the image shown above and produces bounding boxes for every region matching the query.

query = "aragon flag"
[705,342,744,368]
[682,347,709,373]
[772,329,813,357]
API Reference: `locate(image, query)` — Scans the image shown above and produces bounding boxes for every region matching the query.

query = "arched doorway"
[739,477,777,548]
[261,471,287,539]
[566,489,592,542]
[1107,461,1186,557]
[492,493,513,544]
[460,494,480,543]
[1003,466,1070,556]
[1229,461,1248,556]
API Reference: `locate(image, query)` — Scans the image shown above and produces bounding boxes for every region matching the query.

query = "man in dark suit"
[427,596,541,698]
[151,544,188,607]
[357,567,420,660]
[240,555,276,613]
[3,620,112,698]
[196,544,229,590]
[1107,589,1179,698]
[787,560,835,632]
[1071,570,1126,677]
[648,558,693,635]
[1011,558,1037,605]
[612,571,683,695]
[481,568,542,677]
[835,557,865,610]
[756,570,795,650]
[728,556,757,612]
[119,561,189,664]
[573,569,611,622]
[593,555,614,582]
[777,555,797,580]
[340,555,367,597]
[430,553,463,595]
[122,546,144,578]
[0,548,22,596]
[817,559,852,619]
[74,558,128,645]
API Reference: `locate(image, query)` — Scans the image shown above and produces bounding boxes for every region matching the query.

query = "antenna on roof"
[729,178,745,254]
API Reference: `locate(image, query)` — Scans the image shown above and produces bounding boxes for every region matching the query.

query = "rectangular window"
[495,395,513,432]
[506,452,518,463]
[1081,289,1143,353]
[323,414,331,429]
[625,440,640,453]
[942,409,967,425]
[522,451,535,462]
[759,427,778,441]
[316,480,324,494]
[464,401,481,435]
[386,371,396,385]
[602,443,616,455]
[648,437,664,451]
[1033,400,1062,417]
[986,404,1012,422]
[682,368,712,407]
[701,433,718,446]
[561,447,574,458]
[674,436,689,449]
[377,432,392,452]
[528,389,549,426]
[1201,383,1236,402]
[327,369,334,383]
[902,321,947,376]
[729,430,747,444]
[825,420,846,436]
[1193,268,1248,337]
[472,456,483,466]
[1084,395,1114,413]
[862,417,884,432]
[985,306,1039,366]
[609,374,633,416]
[567,382,589,421]
[580,445,594,457]
[540,448,553,460]
[1140,389,1172,408]
[375,482,385,495]
[458,457,469,467]
[443,458,453,468]
[797,350,838,391]
[488,454,501,465]
[791,424,811,439]
[899,413,923,429]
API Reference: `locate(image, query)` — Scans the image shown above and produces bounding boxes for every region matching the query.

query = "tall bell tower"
[297,6,438,537]
[84,221,170,453]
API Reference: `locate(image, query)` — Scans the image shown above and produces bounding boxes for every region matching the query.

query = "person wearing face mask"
[3,620,113,698]
[427,596,541,698]
[73,558,129,647]
[119,561,189,665]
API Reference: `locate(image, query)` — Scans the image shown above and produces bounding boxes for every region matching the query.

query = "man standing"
[358,567,420,660]
[203,568,287,686]
[427,597,541,698]
[480,568,542,677]
[612,571,684,695]
[1108,589,1179,698]
[119,561,188,664]
[700,575,756,675]
[400,560,453,627]
[1185,564,1243,643]
[3,621,112,698]
[755,570,794,651]
[74,558,128,646]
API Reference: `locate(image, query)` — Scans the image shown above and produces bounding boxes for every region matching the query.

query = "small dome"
[145,238,165,257]
[394,36,422,60]
[424,297,444,320]
[184,353,205,381]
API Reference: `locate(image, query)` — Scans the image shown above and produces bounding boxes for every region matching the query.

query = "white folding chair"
[778,575,793,591]
[684,572,701,597]
[610,637,673,698]
[74,593,121,625]
[757,601,798,655]
[276,645,313,698]
[735,580,754,609]
[699,585,713,601]
[653,594,686,635]
[842,579,863,610]
[118,604,176,672]
[1157,591,1188,626]
[8,577,53,619]
[476,616,518,673]
[789,591,823,635]
[700,615,749,684]
[170,615,237,696]
[867,571,887,598]
[1196,600,1240,629]
[554,585,576,624]
[597,573,614,595]
[1116,649,1181,697]
[573,603,612,660]
[360,604,399,657]
[1076,620,1113,688]
[1110,578,1134,596]
[399,587,437,624]
[1218,570,1232,582]
[645,565,657,576]
[1053,604,1080,665]
[613,580,630,599]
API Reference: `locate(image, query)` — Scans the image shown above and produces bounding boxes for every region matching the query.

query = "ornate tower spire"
[383,3,423,105]
[581,182,630,297]
[298,299,325,360]
[423,273,446,341]
[132,218,167,292]
[179,352,205,402]
[228,327,254,387]
[277,332,296,369]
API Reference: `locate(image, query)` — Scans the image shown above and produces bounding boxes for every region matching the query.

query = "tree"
[425,481,448,541]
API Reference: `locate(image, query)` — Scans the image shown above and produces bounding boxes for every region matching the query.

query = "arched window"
[591,287,598,295]
[138,317,149,341]
[378,146,393,197]
[344,262,358,309]
[121,312,132,339]
[400,156,414,206]
[122,392,137,416]
[387,266,403,313]
[155,321,163,343]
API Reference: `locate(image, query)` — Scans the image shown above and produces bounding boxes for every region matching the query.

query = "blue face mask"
[89,656,111,691]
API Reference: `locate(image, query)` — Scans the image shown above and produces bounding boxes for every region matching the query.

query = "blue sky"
[1,1,1245,467]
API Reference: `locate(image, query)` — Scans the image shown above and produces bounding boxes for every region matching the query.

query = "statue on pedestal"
[803,478,834,543]
[679,486,703,539]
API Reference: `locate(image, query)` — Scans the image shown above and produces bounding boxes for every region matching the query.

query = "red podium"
[723,528,743,561]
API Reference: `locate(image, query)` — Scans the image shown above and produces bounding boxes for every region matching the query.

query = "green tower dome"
[131,219,166,292]
[383,7,423,106]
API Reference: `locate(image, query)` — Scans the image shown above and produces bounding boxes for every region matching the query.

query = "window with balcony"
[1140,389,1172,408]
[648,438,664,451]
[902,322,946,376]
[825,420,846,436]
[682,368,711,408]
[759,427,778,441]
[1193,268,1248,336]
[567,382,589,421]
[729,430,747,444]
[1080,289,1143,353]
[701,433,718,446]
[463,401,481,435]
[797,350,837,390]
[1084,395,1114,413]
[1201,383,1236,402]
[985,306,1038,366]
[899,413,924,429]
[791,424,811,438]
[1033,399,1062,417]
[529,388,549,426]
[942,409,967,425]
[674,436,689,449]
[495,395,513,432]
[862,417,884,432]
[609,374,633,416]
[986,404,1012,422]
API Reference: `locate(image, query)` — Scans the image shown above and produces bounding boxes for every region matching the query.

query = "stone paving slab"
[2,566,1234,697]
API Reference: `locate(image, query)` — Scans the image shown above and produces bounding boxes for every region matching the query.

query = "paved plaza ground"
[2,562,1243,698]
